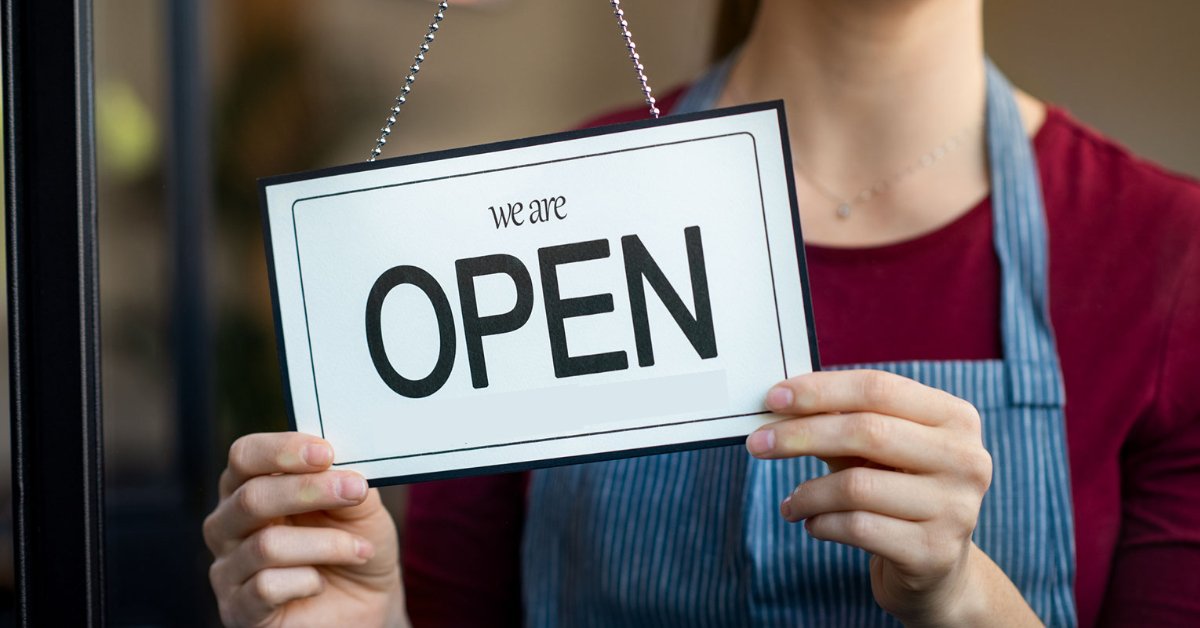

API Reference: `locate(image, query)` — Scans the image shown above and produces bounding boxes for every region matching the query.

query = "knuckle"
[251,570,280,604]
[950,497,980,531]
[861,371,896,405]
[842,468,875,504]
[319,534,344,560]
[850,413,890,450]
[975,449,994,487]
[962,447,993,490]
[202,513,220,553]
[803,515,826,540]
[954,399,982,432]
[950,444,992,489]
[234,482,265,519]
[303,532,355,565]
[845,511,876,542]
[250,527,281,564]
[208,558,227,591]
[228,436,253,474]
[307,569,325,596]
[333,532,358,559]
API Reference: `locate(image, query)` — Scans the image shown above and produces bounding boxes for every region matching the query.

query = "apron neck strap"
[672,55,735,116]
[984,61,1065,407]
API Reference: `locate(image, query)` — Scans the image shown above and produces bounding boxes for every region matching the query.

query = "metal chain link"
[368,1,661,162]
[610,1,660,118]
[368,1,448,162]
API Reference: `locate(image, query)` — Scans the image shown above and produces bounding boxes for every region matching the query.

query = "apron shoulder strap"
[985,61,1066,407]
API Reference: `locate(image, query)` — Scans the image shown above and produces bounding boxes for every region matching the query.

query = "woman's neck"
[718,0,1033,247]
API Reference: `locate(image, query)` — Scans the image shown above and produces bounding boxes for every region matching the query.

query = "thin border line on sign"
[290,132,785,465]
[340,410,771,465]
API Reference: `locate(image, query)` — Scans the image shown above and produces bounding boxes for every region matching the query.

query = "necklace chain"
[795,122,977,219]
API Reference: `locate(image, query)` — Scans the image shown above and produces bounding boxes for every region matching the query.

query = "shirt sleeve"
[1100,228,1200,626]
[401,473,528,627]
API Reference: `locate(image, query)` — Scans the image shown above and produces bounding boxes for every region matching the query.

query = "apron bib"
[521,60,1077,627]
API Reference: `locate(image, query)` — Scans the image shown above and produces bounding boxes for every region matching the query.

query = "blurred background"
[0,0,1197,624]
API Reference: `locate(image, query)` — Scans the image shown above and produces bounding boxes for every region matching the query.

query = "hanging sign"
[260,103,820,484]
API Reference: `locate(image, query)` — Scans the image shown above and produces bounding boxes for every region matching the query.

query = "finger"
[207,471,369,551]
[781,467,939,523]
[747,412,957,471]
[221,432,335,498]
[804,511,929,568]
[220,525,374,588]
[766,370,979,428]
[227,567,323,625]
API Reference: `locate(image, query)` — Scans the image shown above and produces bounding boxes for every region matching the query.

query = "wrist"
[889,543,978,628]
[917,544,1041,628]
[935,544,991,627]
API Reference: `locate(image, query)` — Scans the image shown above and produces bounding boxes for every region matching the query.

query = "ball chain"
[368,1,661,162]
[610,1,660,119]
[369,1,448,162]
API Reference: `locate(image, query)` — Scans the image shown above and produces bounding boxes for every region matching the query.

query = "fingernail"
[766,386,793,411]
[781,497,793,518]
[746,429,776,455]
[354,538,375,560]
[303,443,333,466]
[337,475,367,501]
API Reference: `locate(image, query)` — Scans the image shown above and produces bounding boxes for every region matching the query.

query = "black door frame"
[3,0,105,625]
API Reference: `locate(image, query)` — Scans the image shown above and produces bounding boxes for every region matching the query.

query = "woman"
[204,0,1200,625]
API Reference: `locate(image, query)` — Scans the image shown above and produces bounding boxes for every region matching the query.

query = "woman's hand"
[204,432,406,627]
[747,370,1040,627]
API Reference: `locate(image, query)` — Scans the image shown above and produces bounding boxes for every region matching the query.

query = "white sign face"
[260,103,819,484]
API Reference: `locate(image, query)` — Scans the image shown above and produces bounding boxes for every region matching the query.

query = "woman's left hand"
[747,370,1037,627]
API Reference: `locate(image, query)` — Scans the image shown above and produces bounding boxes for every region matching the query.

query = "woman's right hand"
[204,432,407,627]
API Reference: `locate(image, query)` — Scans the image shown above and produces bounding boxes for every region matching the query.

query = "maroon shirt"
[403,89,1200,627]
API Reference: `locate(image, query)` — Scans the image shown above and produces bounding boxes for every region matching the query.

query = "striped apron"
[521,60,1077,627]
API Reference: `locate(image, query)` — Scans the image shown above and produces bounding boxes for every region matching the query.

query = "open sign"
[260,103,818,484]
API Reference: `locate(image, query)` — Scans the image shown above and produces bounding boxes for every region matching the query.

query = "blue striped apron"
[521,60,1077,627]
